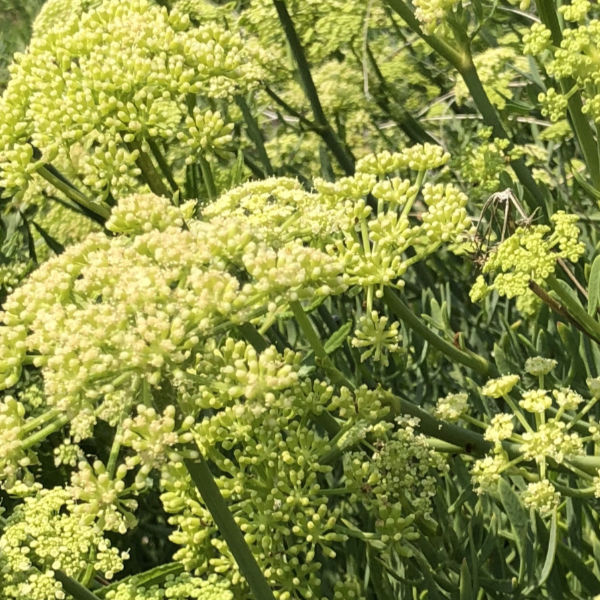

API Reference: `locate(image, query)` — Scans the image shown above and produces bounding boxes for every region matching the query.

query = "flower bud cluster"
[345,415,448,541]
[351,310,401,366]
[161,352,343,597]
[412,0,461,34]
[104,572,233,600]
[0,149,472,593]
[0,0,261,200]
[0,487,128,599]
[470,211,585,304]
[539,19,600,123]
[121,404,195,489]
[471,358,600,514]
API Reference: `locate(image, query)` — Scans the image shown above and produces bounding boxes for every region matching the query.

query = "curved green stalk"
[382,287,492,376]
[289,300,356,389]
[147,138,179,195]
[235,95,274,176]
[197,154,217,201]
[53,570,103,600]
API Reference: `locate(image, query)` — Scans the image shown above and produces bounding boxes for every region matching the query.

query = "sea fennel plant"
[7,0,600,599]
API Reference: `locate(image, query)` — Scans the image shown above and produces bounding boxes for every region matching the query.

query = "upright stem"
[272,0,356,175]
[127,139,171,198]
[147,138,179,195]
[197,154,217,201]
[289,300,355,389]
[235,95,274,176]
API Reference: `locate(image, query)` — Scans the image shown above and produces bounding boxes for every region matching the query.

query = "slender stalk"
[529,279,598,343]
[183,453,276,600]
[546,274,600,342]
[106,426,122,478]
[235,95,274,176]
[558,257,588,300]
[197,154,217,201]
[272,0,355,174]
[21,408,61,435]
[37,165,110,221]
[264,86,316,130]
[22,414,69,449]
[53,569,102,600]
[289,300,355,389]
[147,138,179,194]
[364,43,437,145]
[127,140,171,198]
[382,287,492,375]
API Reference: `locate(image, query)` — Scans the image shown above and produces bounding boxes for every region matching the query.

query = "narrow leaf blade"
[588,255,600,315]
[323,320,353,354]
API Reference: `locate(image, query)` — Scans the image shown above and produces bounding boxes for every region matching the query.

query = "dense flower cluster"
[0,487,128,599]
[0,0,262,202]
[472,360,600,515]
[470,211,585,306]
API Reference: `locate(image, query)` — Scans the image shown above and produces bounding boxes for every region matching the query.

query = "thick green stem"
[184,454,276,600]
[235,95,274,176]
[238,322,270,352]
[383,0,465,68]
[382,287,492,375]
[37,165,110,221]
[127,140,171,198]
[52,570,102,600]
[381,389,493,454]
[272,0,355,175]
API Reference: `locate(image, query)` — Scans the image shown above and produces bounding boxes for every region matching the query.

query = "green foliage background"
[0,0,44,89]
